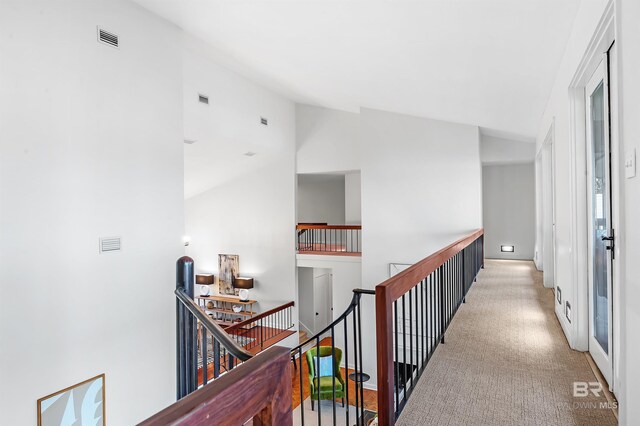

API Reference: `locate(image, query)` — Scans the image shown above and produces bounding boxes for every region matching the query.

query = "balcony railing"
[296,223,362,256]
[224,301,295,354]
[144,229,484,425]
[375,229,484,424]
[196,301,295,385]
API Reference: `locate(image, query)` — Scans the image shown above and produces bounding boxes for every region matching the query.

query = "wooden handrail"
[375,228,484,426]
[377,229,483,302]
[139,346,292,425]
[225,301,294,333]
[296,224,362,230]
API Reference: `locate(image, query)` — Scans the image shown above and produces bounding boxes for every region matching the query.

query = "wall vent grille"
[100,237,121,253]
[97,27,119,48]
[198,94,209,104]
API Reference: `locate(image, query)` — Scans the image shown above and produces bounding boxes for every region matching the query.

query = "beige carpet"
[397,260,617,426]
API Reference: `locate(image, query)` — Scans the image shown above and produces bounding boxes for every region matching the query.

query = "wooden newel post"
[376,286,395,426]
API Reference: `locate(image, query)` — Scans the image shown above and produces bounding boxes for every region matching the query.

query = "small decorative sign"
[37,373,105,426]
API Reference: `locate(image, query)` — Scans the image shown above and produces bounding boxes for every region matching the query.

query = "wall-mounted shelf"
[196,295,257,325]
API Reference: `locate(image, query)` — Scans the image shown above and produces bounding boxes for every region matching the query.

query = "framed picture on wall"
[37,373,105,426]
[218,254,239,295]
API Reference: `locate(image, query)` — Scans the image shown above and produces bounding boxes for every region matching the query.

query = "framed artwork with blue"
[37,373,105,426]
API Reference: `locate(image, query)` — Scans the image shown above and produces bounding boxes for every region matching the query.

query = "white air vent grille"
[198,94,209,104]
[97,27,119,48]
[100,237,121,253]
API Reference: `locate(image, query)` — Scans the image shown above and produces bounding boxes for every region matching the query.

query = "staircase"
[140,229,485,426]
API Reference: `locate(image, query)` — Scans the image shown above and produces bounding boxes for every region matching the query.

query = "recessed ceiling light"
[244,151,256,157]
[183,139,197,145]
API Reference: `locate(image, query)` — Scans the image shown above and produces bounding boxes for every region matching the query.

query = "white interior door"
[313,269,333,333]
[541,139,556,288]
[585,58,613,385]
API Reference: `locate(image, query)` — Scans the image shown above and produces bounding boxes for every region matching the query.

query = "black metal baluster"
[213,338,220,379]
[408,287,413,393]
[417,281,421,372]
[357,300,365,424]
[331,326,337,425]
[401,294,407,405]
[343,318,350,426]
[316,336,322,425]
[430,273,434,356]
[439,265,445,344]
[352,306,360,425]
[201,325,208,386]
[394,300,399,413]
[299,347,305,426]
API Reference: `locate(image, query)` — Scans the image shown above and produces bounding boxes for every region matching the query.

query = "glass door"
[585,58,613,385]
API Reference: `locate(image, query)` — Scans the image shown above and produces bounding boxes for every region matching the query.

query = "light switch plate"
[625,148,636,179]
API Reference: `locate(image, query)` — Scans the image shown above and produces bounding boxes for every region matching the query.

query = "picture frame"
[37,373,105,426]
[218,254,240,295]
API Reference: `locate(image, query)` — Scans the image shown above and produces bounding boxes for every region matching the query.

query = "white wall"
[534,0,610,350]
[480,134,536,165]
[532,0,640,422]
[482,164,535,260]
[360,108,483,386]
[182,38,297,320]
[296,104,360,174]
[361,108,483,275]
[0,1,184,424]
[297,174,345,224]
[616,0,640,422]
[345,172,362,225]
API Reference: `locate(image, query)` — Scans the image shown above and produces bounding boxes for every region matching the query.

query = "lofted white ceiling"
[134,0,580,139]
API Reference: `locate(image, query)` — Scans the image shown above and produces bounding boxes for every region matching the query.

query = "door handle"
[316,312,319,316]
[601,230,615,259]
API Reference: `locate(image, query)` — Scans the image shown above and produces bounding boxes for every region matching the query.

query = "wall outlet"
[625,148,636,179]
[556,286,562,305]
[565,301,572,323]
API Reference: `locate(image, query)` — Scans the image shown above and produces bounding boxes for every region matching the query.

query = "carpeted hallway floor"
[397,259,617,426]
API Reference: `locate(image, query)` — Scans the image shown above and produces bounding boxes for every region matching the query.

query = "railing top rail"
[290,288,373,354]
[376,229,484,302]
[296,224,362,230]
[139,346,291,426]
[225,301,295,333]
[175,288,253,362]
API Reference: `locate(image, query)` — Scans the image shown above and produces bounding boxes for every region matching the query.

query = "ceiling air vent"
[97,27,119,48]
[260,117,268,126]
[99,237,121,253]
[198,94,209,104]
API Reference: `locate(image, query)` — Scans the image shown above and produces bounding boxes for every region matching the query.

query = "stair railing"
[290,288,375,426]
[174,256,253,399]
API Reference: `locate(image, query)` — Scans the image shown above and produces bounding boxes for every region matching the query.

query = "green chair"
[305,346,345,410]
